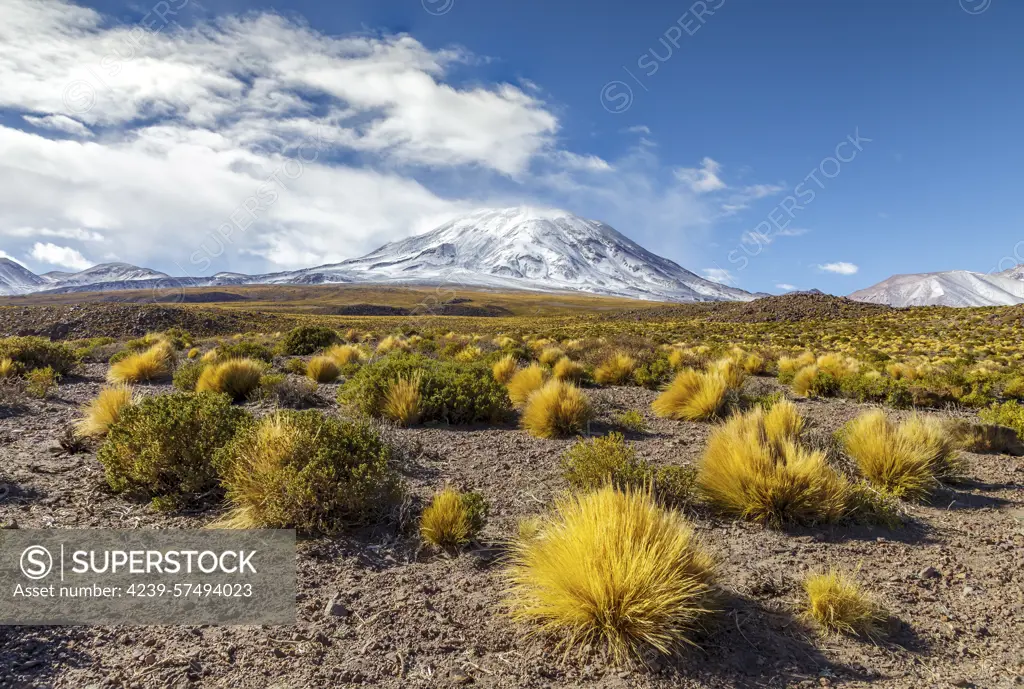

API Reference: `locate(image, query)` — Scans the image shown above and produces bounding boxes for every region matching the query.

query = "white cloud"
[776,283,797,290]
[675,157,726,194]
[818,262,859,275]
[22,114,93,137]
[625,125,651,135]
[29,242,92,270]
[702,268,735,285]
[4,227,105,241]
[741,226,809,246]
[0,0,781,277]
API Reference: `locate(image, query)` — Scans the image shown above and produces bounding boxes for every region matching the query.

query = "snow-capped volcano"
[287,207,754,302]
[1,208,756,302]
[849,268,1024,307]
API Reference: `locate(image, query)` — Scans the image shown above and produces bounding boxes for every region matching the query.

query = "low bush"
[792,365,840,398]
[215,411,400,532]
[980,401,1024,439]
[538,347,564,366]
[98,392,248,507]
[75,384,135,439]
[593,352,635,385]
[172,360,207,391]
[107,343,174,384]
[25,366,58,398]
[505,486,716,662]
[698,403,848,526]
[561,432,648,491]
[196,358,265,401]
[803,570,887,638]
[507,362,548,409]
[0,336,78,376]
[652,369,730,421]
[613,409,648,433]
[218,340,275,363]
[260,374,321,409]
[280,325,338,356]
[420,487,488,549]
[632,356,673,389]
[340,352,510,425]
[520,379,592,439]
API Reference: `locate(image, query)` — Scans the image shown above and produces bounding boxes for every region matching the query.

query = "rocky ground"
[1,367,1023,688]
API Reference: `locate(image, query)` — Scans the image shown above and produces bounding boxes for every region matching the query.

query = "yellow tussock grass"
[520,379,592,439]
[651,369,730,421]
[420,487,472,549]
[505,486,716,662]
[195,357,265,401]
[593,351,635,385]
[552,357,585,382]
[492,354,519,384]
[107,343,174,384]
[383,372,422,426]
[306,356,341,383]
[507,362,548,409]
[804,569,887,638]
[75,384,135,439]
[325,344,363,366]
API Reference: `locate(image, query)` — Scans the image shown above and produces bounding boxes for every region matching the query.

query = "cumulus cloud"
[0,0,780,278]
[29,242,92,270]
[818,262,859,275]
[776,283,797,290]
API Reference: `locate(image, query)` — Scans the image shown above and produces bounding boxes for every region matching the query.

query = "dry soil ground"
[1,367,1023,688]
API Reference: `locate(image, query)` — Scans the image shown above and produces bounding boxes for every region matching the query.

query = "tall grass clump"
[75,384,135,439]
[98,392,248,508]
[420,487,488,550]
[520,379,592,439]
[538,347,565,366]
[840,410,962,500]
[0,358,15,378]
[196,358,265,401]
[505,486,716,662]
[552,357,586,382]
[382,372,422,426]
[651,369,730,421]
[804,570,887,638]
[698,403,848,526]
[507,362,549,409]
[325,344,364,366]
[593,352,635,385]
[492,353,518,385]
[214,411,400,532]
[107,342,174,384]
[305,355,341,383]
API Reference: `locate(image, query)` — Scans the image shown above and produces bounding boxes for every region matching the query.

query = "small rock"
[323,594,349,618]
[918,566,940,579]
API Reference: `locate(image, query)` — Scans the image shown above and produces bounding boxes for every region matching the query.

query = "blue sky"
[0,0,1020,295]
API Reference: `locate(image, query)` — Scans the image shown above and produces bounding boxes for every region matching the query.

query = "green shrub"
[218,340,275,363]
[653,464,699,509]
[279,325,338,356]
[339,352,510,425]
[25,366,58,398]
[97,392,249,508]
[215,411,401,532]
[980,401,1024,439]
[162,327,193,350]
[633,357,673,389]
[0,337,78,376]
[614,409,649,433]
[561,432,649,491]
[283,358,307,375]
[173,361,207,391]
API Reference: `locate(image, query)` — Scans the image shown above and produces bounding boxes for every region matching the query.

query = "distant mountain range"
[0,208,757,303]
[849,267,1024,307]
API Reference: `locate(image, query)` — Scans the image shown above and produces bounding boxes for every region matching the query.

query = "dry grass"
[698,405,848,526]
[376,335,409,355]
[0,357,15,378]
[195,357,265,401]
[455,345,483,362]
[75,384,135,439]
[804,570,887,638]
[507,362,548,409]
[325,344,363,366]
[420,487,473,549]
[593,352,636,385]
[505,486,715,662]
[492,354,519,384]
[520,379,592,439]
[306,355,341,383]
[741,352,767,375]
[551,356,585,382]
[538,347,565,366]
[710,357,749,390]
[841,410,962,499]
[382,372,422,426]
[651,369,730,421]
[107,343,174,384]
[187,347,201,359]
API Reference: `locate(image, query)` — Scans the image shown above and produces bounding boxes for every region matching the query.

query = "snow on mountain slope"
[849,269,1024,307]
[51,263,170,288]
[0,258,47,295]
[288,207,755,302]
